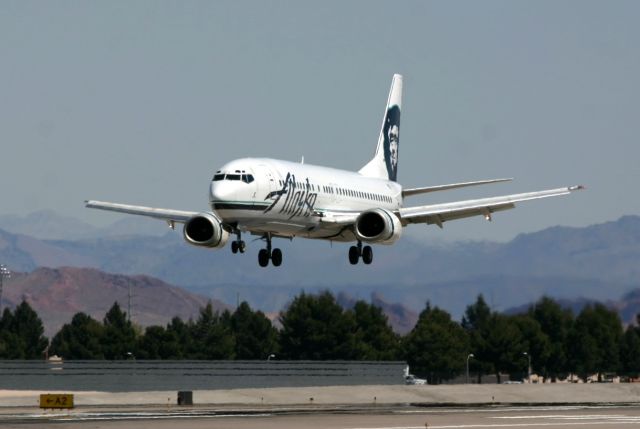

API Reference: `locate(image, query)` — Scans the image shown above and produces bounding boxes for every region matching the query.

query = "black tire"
[258,249,270,267]
[271,248,283,266]
[348,246,360,265]
[231,241,238,254]
[362,245,373,265]
[239,241,246,253]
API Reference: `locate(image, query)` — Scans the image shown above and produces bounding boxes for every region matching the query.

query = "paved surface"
[4,384,640,428]
[3,405,640,428]
[4,383,640,407]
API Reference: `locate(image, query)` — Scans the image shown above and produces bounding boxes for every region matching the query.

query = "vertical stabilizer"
[359,74,403,181]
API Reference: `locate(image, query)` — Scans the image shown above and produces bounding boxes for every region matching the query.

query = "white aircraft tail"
[359,74,403,182]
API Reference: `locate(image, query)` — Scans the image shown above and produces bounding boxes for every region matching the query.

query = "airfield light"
[466,353,475,384]
[0,264,11,311]
[523,352,532,381]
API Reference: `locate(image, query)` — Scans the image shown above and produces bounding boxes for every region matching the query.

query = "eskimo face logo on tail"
[263,172,318,219]
[383,105,401,182]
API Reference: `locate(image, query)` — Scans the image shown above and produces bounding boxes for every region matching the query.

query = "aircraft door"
[254,164,277,209]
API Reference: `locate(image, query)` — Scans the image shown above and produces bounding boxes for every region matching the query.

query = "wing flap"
[399,186,583,226]
[85,200,197,223]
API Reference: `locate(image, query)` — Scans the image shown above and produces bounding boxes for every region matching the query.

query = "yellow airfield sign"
[39,394,74,409]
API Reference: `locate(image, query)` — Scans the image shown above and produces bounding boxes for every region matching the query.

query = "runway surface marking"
[351,412,640,428]
[351,424,640,429]
[0,411,272,421]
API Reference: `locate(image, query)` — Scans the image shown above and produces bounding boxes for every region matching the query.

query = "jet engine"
[183,212,230,249]
[354,208,402,245]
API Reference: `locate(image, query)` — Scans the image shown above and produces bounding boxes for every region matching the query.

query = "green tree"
[404,303,469,384]
[529,296,574,379]
[279,291,356,359]
[230,302,278,359]
[511,314,551,379]
[0,308,23,359]
[50,313,105,359]
[12,301,48,358]
[0,301,48,359]
[166,316,192,358]
[351,301,399,360]
[620,320,640,377]
[101,302,137,359]
[567,303,623,380]
[483,313,526,383]
[461,295,493,382]
[189,303,235,359]
[137,325,182,359]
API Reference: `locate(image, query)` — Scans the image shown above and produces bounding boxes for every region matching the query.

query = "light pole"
[267,354,275,361]
[466,353,475,384]
[0,264,10,311]
[523,352,531,382]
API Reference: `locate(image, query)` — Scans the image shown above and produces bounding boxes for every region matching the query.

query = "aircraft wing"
[402,178,512,197]
[85,200,197,223]
[398,185,584,228]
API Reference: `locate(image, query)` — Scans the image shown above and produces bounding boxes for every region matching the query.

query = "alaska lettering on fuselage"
[264,172,318,219]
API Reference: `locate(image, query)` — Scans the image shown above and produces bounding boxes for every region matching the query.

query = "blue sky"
[1,1,638,241]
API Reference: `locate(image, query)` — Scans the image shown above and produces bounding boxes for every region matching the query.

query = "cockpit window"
[213,172,254,183]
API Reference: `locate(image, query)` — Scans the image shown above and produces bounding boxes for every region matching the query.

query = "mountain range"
[1,212,639,324]
[2,266,227,338]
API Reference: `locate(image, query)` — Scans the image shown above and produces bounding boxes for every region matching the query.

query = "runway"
[3,405,640,429]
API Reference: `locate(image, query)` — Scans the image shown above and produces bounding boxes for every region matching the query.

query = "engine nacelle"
[183,212,230,249]
[354,208,402,245]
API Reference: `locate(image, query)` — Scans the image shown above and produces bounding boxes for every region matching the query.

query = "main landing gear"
[349,241,373,265]
[258,233,282,268]
[230,231,283,267]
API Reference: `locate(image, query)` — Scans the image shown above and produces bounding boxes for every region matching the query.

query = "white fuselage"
[209,158,402,241]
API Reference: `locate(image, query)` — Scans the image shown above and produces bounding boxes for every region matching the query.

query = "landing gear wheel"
[348,246,360,265]
[362,245,373,265]
[231,241,238,254]
[271,248,283,267]
[258,249,270,267]
[239,240,246,253]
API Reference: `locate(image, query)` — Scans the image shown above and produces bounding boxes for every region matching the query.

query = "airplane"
[86,74,583,267]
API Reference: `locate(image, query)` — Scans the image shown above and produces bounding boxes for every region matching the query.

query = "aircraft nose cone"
[210,182,233,201]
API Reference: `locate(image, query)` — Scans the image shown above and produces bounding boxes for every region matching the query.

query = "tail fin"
[359,74,403,182]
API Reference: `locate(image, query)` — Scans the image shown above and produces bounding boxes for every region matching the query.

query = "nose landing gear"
[348,241,373,265]
[258,233,282,267]
[230,231,246,254]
